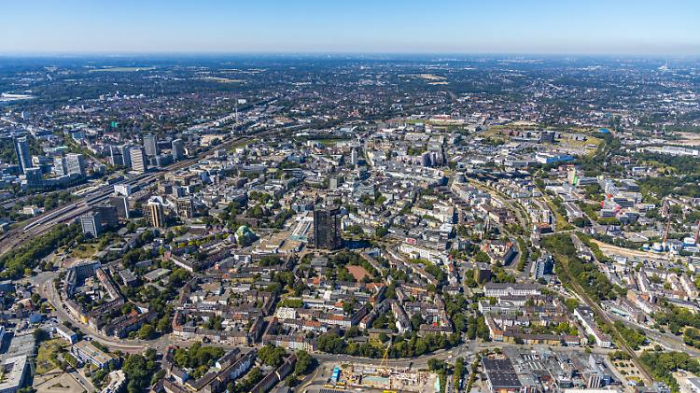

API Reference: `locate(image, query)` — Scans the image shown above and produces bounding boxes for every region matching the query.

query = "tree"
[138,324,155,340]
[257,344,287,367]
[410,313,424,331]
[294,350,315,375]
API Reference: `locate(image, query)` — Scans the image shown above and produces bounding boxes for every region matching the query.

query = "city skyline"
[2,0,700,56]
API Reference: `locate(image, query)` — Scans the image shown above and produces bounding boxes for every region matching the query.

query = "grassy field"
[36,339,67,375]
[227,138,256,152]
[69,243,99,259]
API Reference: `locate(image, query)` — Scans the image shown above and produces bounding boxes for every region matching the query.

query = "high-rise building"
[129,148,147,173]
[94,205,118,228]
[120,145,132,168]
[110,196,130,221]
[154,154,173,167]
[53,156,67,176]
[143,134,159,157]
[109,145,124,167]
[80,211,102,238]
[24,168,43,186]
[146,201,165,228]
[350,148,358,167]
[313,208,342,250]
[171,139,185,161]
[176,197,195,219]
[65,153,86,177]
[13,137,32,174]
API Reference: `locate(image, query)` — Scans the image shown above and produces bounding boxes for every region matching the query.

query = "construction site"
[324,363,439,392]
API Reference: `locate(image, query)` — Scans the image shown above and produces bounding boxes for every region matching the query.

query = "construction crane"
[663,219,672,249]
[379,337,393,378]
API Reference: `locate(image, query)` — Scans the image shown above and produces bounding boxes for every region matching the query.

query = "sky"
[1,0,699,56]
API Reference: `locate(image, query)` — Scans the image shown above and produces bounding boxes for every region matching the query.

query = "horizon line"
[1,51,700,60]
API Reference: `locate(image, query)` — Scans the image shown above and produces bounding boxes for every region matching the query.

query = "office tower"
[120,145,132,168]
[350,148,358,166]
[94,205,118,228]
[313,208,342,250]
[143,134,159,157]
[80,211,102,238]
[176,197,195,219]
[172,138,185,161]
[53,156,67,176]
[14,137,32,174]
[24,168,43,186]
[109,145,124,167]
[129,148,147,173]
[146,201,165,228]
[110,196,130,221]
[66,153,86,177]
[154,154,173,167]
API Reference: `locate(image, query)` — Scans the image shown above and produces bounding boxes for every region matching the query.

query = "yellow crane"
[379,337,392,377]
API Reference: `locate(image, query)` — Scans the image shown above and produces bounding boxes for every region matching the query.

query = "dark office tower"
[94,204,119,228]
[14,137,32,174]
[110,196,130,221]
[143,134,159,157]
[172,138,185,161]
[313,208,342,250]
[176,197,195,219]
[109,145,124,167]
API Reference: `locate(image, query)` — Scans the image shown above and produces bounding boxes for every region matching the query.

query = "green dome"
[236,225,255,238]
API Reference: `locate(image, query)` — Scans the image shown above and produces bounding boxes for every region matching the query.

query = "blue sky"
[1,0,699,55]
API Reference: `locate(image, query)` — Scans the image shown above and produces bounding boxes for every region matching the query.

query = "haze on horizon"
[1,0,699,56]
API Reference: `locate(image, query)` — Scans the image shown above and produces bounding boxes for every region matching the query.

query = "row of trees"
[0,223,82,279]
[640,350,700,393]
[316,330,462,359]
[542,233,618,301]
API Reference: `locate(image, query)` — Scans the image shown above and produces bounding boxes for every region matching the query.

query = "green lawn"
[36,339,67,375]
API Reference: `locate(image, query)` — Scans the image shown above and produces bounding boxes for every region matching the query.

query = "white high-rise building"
[130,148,147,173]
[66,153,86,177]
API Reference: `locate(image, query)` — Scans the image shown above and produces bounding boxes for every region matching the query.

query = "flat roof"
[0,355,28,390]
[482,357,522,389]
